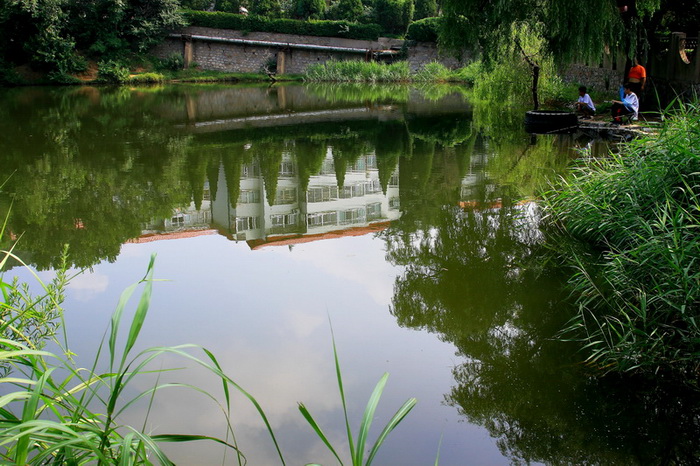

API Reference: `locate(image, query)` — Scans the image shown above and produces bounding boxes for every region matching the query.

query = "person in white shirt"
[611,83,639,123]
[574,86,596,119]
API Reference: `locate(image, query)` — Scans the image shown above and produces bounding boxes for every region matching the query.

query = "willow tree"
[439,0,663,109]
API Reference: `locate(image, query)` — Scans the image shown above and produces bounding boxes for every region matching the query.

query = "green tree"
[0,0,75,71]
[413,0,436,20]
[0,0,184,71]
[249,0,283,17]
[374,0,414,35]
[293,0,326,19]
[327,0,364,21]
[439,0,663,108]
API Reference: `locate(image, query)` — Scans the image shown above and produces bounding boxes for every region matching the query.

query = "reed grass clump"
[543,101,700,379]
[129,72,166,84]
[304,60,410,83]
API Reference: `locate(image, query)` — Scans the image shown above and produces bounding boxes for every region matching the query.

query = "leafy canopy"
[439,0,664,65]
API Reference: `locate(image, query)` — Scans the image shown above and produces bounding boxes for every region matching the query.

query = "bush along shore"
[542,101,700,386]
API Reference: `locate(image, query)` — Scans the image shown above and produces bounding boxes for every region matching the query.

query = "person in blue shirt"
[610,83,639,123]
[574,86,596,119]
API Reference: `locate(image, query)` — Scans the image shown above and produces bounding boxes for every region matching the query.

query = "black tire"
[524,110,578,134]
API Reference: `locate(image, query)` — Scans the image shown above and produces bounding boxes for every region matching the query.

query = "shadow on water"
[0,83,698,464]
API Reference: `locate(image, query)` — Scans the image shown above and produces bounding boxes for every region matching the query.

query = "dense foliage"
[439,0,665,65]
[543,102,700,379]
[406,16,440,42]
[373,0,414,35]
[0,0,184,74]
[325,0,365,22]
[293,0,326,20]
[184,10,383,40]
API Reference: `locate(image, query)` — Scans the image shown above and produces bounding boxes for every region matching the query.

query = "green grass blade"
[298,402,344,465]
[354,373,389,466]
[365,397,417,465]
[109,283,140,370]
[329,321,355,460]
[122,254,156,367]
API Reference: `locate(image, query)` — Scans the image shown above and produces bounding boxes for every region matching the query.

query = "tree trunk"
[532,65,540,110]
[515,38,540,110]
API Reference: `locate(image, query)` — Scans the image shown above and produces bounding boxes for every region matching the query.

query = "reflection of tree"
[294,139,327,193]
[376,122,408,193]
[221,145,252,206]
[329,137,367,189]
[382,107,700,463]
[0,88,192,270]
[254,141,285,206]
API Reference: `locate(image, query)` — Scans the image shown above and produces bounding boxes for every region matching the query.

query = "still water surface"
[1,84,698,465]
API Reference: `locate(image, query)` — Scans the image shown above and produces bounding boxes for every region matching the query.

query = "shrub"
[373,0,414,36]
[47,71,83,84]
[326,0,364,21]
[414,61,459,82]
[98,60,130,83]
[453,60,483,85]
[294,0,326,20]
[129,72,166,83]
[406,16,441,42]
[157,53,185,71]
[184,10,383,40]
[0,60,25,86]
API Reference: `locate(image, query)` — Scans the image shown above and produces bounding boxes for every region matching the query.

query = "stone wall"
[406,41,466,72]
[560,63,625,94]
[151,27,467,75]
[561,32,699,101]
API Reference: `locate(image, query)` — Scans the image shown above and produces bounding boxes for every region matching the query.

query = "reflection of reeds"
[544,100,700,378]
[306,82,410,103]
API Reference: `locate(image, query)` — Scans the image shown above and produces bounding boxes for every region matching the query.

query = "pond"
[1,83,698,465]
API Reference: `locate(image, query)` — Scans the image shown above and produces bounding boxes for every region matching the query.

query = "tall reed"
[304,60,411,83]
[543,100,700,378]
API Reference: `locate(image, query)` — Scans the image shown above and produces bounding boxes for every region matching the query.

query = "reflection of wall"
[207,152,400,247]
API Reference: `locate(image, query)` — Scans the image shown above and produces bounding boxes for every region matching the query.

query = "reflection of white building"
[132,184,215,243]
[210,149,401,248]
[142,183,212,233]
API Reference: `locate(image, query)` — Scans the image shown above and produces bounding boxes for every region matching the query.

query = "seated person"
[574,86,596,118]
[610,83,639,123]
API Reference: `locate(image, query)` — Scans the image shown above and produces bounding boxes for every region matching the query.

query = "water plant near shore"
[0,253,285,465]
[299,325,417,466]
[543,101,700,380]
[305,60,411,83]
